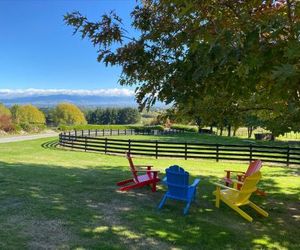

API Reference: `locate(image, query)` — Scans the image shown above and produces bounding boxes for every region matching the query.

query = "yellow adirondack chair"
[213,171,268,222]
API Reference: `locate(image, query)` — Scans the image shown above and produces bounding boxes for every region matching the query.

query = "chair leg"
[215,187,220,208]
[183,201,192,215]
[222,199,253,222]
[193,188,197,201]
[255,189,267,196]
[158,194,168,210]
[249,201,269,217]
[151,182,157,192]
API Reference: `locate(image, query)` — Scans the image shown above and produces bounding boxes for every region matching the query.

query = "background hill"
[1,94,139,107]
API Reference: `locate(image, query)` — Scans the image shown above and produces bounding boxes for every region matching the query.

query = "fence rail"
[58,129,300,166]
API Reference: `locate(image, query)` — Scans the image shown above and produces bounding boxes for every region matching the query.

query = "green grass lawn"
[0,137,299,249]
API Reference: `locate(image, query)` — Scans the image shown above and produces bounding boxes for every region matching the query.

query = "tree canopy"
[86,107,141,125]
[17,105,46,125]
[64,0,300,135]
[53,103,87,126]
[0,103,11,116]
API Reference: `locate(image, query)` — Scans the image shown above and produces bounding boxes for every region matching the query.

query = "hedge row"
[170,124,198,132]
[58,124,164,132]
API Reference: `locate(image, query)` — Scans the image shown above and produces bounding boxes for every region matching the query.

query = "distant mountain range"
[0,94,165,108]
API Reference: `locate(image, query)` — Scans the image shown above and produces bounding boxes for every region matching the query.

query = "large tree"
[53,103,87,126]
[64,0,299,135]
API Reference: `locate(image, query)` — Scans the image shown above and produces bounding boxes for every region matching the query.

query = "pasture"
[0,137,299,249]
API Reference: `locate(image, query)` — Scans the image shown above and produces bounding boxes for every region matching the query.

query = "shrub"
[0,114,14,132]
[53,103,87,126]
[0,104,14,132]
[20,123,46,133]
[132,125,165,132]
[170,124,198,132]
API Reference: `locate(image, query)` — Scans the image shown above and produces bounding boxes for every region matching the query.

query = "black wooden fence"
[59,129,300,166]
[64,128,183,137]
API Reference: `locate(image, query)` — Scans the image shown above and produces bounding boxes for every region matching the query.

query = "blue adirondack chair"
[158,165,200,215]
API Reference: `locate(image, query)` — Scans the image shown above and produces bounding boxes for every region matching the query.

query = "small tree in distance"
[53,103,87,126]
[0,103,14,132]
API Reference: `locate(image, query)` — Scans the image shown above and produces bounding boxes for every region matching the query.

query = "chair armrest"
[134,165,153,170]
[134,165,153,167]
[135,170,160,173]
[190,178,200,188]
[231,179,244,185]
[214,182,239,192]
[162,176,167,184]
[224,170,245,174]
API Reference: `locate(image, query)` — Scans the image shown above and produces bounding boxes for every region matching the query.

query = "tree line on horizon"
[0,102,141,134]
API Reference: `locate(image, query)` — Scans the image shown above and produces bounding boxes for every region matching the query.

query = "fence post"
[249,144,253,163]
[131,129,133,135]
[103,129,105,136]
[68,131,71,141]
[85,136,87,152]
[155,140,158,159]
[59,133,62,146]
[82,130,84,137]
[105,138,108,154]
[95,129,98,137]
[125,129,127,135]
[75,130,77,137]
[128,139,131,153]
[71,136,74,149]
[185,142,187,160]
[118,129,120,135]
[216,144,219,162]
[88,129,90,136]
[287,146,290,166]
[110,129,112,136]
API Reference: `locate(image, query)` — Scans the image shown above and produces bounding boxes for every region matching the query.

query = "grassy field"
[0,137,299,249]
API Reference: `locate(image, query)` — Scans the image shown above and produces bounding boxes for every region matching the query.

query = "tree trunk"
[248,127,253,138]
[233,128,237,136]
[210,125,213,133]
[195,117,202,133]
[227,125,231,137]
[220,127,223,136]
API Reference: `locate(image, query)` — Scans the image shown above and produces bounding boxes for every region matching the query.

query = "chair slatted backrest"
[126,152,138,182]
[245,160,262,177]
[166,165,189,199]
[236,171,261,204]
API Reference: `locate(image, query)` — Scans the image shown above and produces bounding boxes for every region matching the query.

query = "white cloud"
[0,88,135,99]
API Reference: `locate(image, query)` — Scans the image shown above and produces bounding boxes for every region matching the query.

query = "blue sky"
[0,0,136,94]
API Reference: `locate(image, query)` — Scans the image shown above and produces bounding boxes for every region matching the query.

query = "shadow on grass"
[41,139,60,150]
[0,158,299,249]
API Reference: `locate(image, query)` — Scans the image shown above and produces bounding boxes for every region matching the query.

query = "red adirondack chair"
[224,160,266,196]
[117,152,160,192]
